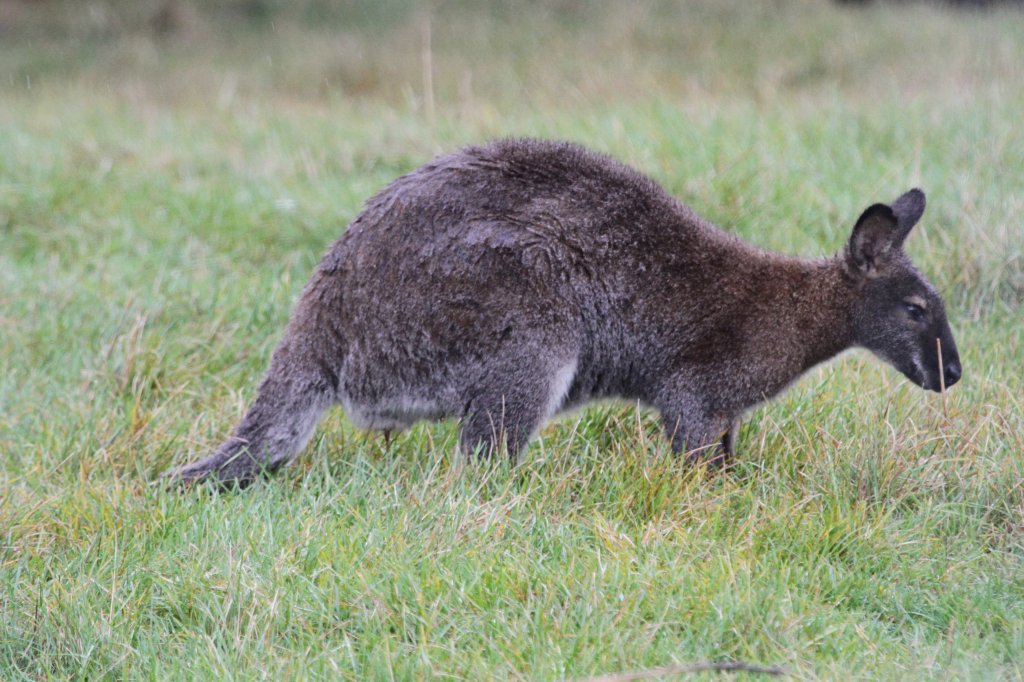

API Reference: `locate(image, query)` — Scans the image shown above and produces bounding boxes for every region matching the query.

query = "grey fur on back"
[170,139,961,487]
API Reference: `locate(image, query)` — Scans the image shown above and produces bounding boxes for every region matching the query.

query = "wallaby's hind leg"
[459,395,540,461]
[170,340,337,488]
[459,357,577,462]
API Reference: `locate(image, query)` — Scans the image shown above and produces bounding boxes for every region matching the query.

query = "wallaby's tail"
[170,365,335,488]
[169,332,339,489]
[170,385,331,488]
[168,270,346,488]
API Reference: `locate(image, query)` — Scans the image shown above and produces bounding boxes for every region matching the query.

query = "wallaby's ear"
[846,203,898,277]
[845,188,926,277]
[890,188,926,248]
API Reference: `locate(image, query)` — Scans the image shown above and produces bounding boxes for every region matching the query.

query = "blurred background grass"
[2,1,1023,679]
[5,0,1024,106]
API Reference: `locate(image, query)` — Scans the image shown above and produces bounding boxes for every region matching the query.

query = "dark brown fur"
[170,139,961,487]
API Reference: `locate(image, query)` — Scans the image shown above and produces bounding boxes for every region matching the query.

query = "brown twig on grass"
[577,660,788,682]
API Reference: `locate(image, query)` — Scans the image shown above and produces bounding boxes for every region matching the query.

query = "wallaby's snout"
[944,353,962,388]
[845,188,962,393]
[917,314,961,393]
[935,317,962,391]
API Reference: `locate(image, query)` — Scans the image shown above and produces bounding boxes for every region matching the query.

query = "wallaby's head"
[844,189,961,392]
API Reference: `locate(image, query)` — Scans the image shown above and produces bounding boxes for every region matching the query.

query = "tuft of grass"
[2,1,1023,679]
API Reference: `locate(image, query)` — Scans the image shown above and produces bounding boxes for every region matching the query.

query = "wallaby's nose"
[944,359,962,388]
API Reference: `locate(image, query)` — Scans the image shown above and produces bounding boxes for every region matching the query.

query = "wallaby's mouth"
[901,364,933,391]
[897,359,941,393]
[902,364,957,393]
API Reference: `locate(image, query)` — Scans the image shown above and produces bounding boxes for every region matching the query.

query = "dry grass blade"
[576,661,788,681]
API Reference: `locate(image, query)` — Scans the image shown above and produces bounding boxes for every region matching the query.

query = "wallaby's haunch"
[171,139,962,487]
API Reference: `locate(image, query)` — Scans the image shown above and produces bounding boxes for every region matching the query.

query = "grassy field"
[2,1,1024,678]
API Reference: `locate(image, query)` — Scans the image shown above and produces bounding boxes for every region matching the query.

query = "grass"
[1,1,1023,678]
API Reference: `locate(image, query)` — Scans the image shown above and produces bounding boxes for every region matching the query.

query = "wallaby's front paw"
[684,447,733,471]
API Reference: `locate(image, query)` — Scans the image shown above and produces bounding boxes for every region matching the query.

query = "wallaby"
[170,138,961,487]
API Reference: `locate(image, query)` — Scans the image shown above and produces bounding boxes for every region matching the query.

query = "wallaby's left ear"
[845,188,926,277]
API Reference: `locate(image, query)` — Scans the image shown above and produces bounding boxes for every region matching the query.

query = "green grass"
[2,1,1023,679]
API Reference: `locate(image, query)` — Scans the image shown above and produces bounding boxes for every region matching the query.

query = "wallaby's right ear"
[890,188,926,242]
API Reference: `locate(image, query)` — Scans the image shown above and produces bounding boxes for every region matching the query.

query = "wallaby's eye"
[904,302,926,322]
